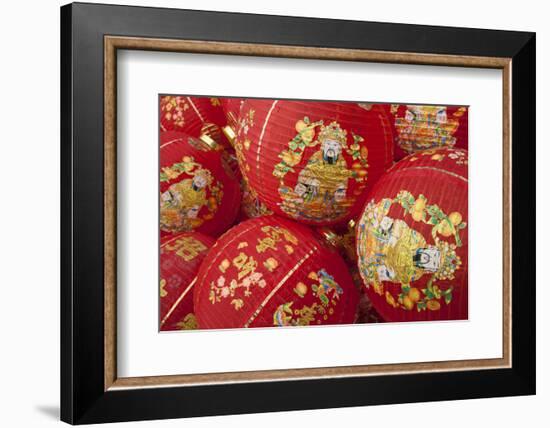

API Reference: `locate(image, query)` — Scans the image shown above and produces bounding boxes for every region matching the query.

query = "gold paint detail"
[256,100,278,184]
[160,277,198,327]
[186,96,204,122]
[244,249,315,327]
[274,118,368,222]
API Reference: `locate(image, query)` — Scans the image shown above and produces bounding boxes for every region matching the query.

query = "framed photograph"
[61,2,535,424]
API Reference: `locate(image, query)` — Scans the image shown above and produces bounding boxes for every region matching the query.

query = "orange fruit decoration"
[193,216,360,329]
[234,100,394,226]
[356,148,468,322]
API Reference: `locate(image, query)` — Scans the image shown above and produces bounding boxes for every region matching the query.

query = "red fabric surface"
[356,148,468,322]
[193,216,360,329]
[160,131,241,236]
[234,100,394,226]
[160,232,216,331]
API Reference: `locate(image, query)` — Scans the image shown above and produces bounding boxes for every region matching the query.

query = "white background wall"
[0,0,546,427]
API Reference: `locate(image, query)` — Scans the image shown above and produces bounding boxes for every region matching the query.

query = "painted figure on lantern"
[357,191,466,313]
[394,105,459,153]
[278,121,357,221]
[160,163,224,232]
[371,216,449,285]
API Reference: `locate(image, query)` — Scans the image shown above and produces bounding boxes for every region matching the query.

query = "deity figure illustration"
[371,216,449,285]
[160,167,222,232]
[394,105,459,153]
[278,121,361,221]
[358,196,462,301]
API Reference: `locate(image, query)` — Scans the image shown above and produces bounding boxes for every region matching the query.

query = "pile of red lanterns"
[159,95,469,331]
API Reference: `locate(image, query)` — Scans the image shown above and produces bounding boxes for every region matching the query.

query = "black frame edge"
[60,3,74,425]
[510,33,536,393]
[60,2,536,424]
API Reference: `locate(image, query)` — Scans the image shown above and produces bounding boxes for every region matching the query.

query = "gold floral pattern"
[273,269,343,326]
[175,313,198,330]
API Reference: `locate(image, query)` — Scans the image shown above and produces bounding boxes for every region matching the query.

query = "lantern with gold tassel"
[356,148,468,322]
[160,95,232,149]
[160,131,240,236]
[234,100,394,226]
[315,223,384,323]
[160,232,215,331]
[193,216,360,329]
[220,97,246,145]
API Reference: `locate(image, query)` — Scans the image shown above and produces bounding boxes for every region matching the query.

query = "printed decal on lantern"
[391,105,468,161]
[274,118,369,222]
[357,190,466,313]
[160,157,224,232]
[159,231,215,331]
[273,269,343,326]
[158,95,468,331]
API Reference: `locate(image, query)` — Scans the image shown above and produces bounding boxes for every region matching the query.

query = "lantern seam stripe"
[160,234,192,248]
[256,100,278,185]
[243,248,315,328]
[186,96,205,122]
[160,137,186,149]
[196,225,255,305]
[161,276,198,326]
[388,166,468,182]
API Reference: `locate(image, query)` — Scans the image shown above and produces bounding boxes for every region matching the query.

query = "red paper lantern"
[389,104,468,160]
[356,148,468,322]
[160,95,231,149]
[235,100,394,226]
[160,131,241,236]
[160,232,215,331]
[314,224,384,324]
[356,288,385,323]
[193,216,360,329]
[239,178,273,220]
